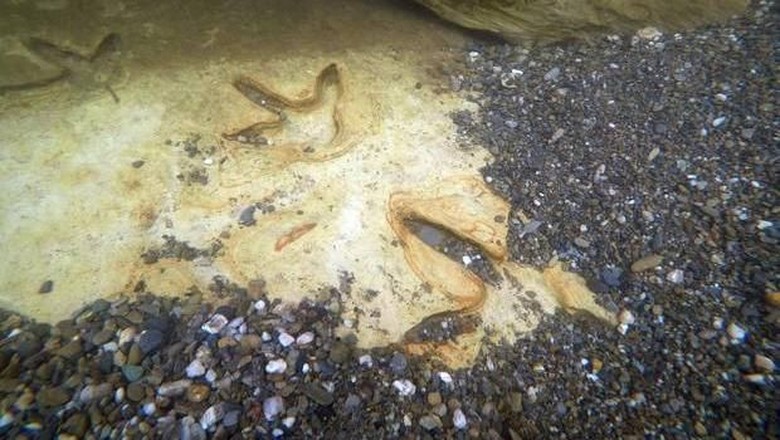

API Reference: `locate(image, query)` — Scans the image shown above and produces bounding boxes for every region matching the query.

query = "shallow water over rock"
[0,0,744,367]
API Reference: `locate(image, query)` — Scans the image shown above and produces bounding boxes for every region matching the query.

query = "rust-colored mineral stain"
[274,222,317,252]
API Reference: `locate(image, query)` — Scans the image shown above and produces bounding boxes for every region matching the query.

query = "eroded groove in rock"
[387,176,617,366]
[222,63,349,165]
[405,220,501,285]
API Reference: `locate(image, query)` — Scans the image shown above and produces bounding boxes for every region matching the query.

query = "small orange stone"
[186,384,210,403]
[592,358,604,373]
[217,336,237,349]
[766,292,780,308]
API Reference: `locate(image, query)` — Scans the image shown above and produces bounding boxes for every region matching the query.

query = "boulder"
[414,0,747,42]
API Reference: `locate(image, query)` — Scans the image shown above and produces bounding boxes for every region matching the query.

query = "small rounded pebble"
[453,408,467,430]
[278,332,295,347]
[157,379,192,397]
[666,269,684,284]
[187,384,211,403]
[201,314,228,334]
[265,359,287,374]
[754,355,775,372]
[392,379,416,396]
[38,280,54,294]
[358,354,373,367]
[142,402,156,416]
[727,322,746,342]
[200,404,223,430]
[631,254,663,272]
[263,396,284,421]
[296,331,314,345]
[186,359,206,378]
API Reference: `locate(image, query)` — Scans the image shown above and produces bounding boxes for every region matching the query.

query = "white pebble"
[79,383,113,403]
[261,331,272,342]
[228,317,245,330]
[727,322,746,343]
[118,328,137,346]
[278,332,295,347]
[102,341,118,352]
[114,387,125,403]
[712,116,727,127]
[754,354,775,372]
[392,379,416,396]
[527,386,539,401]
[0,412,14,429]
[617,323,629,335]
[743,374,765,385]
[637,26,662,40]
[157,379,192,397]
[200,404,222,430]
[201,314,228,334]
[282,416,296,428]
[462,255,472,266]
[453,408,467,430]
[712,317,724,329]
[186,359,206,378]
[142,402,156,416]
[263,396,284,421]
[359,354,373,367]
[437,371,453,385]
[618,309,636,325]
[265,359,287,374]
[296,331,315,345]
[203,157,213,165]
[205,369,217,383]
[302,363,310,374]
[272,428,284,437]
[666,269,684,284]
[254,300,267,313]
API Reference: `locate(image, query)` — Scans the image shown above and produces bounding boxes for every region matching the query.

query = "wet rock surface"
[0,1,777,438]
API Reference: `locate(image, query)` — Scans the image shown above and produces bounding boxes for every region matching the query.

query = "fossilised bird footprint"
[0,33,124,102]
[222,64,349,163]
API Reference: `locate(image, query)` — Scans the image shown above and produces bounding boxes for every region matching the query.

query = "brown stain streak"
[274,222,317,252]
